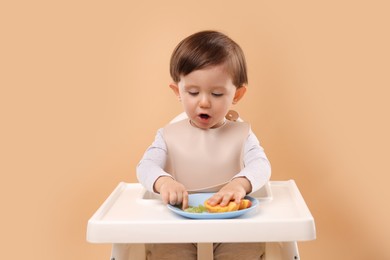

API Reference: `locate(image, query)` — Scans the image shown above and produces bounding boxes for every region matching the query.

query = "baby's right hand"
[154,176,188,210]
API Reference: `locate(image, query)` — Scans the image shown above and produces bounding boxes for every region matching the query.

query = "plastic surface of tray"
[87,180,316,244]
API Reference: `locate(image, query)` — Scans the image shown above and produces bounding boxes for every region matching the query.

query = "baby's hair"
[170,30,248,88]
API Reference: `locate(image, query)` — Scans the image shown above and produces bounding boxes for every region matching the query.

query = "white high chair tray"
[87,180,315,244]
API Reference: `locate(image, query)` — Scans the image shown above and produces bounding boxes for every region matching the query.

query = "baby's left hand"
[207,177,252,207]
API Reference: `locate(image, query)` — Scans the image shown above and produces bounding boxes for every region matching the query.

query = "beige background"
[1,0,389,259]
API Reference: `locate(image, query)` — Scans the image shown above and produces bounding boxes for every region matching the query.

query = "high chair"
[86,113,316,259]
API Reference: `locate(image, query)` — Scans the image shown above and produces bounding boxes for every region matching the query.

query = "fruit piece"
[204,198,252,213]
[239,199,252,210]
[204,200,240,213]
[183,204,208,213]
[227,201,240,212]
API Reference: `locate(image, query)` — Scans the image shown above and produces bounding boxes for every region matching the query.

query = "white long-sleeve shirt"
[136,127,271,194]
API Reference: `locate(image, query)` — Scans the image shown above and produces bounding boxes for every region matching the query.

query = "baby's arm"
[136,129,188,209]
[208,129,271,206]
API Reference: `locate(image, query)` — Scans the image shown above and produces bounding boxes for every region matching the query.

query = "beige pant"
[146,243,265,260]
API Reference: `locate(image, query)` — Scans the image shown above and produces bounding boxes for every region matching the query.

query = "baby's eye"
[212,93,224,97]
[188,91,199,96]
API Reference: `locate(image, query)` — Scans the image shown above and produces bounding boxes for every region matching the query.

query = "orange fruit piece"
[239,199,252,210]
[204,199,252,213]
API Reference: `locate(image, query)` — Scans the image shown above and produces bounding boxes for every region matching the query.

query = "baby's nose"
[199,95,211,108]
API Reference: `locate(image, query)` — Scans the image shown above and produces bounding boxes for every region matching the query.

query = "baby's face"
[176,64,238,129]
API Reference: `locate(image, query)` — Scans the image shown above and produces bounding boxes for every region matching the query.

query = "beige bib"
[163,119,250,192]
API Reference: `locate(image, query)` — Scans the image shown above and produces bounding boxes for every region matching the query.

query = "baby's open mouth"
[199,113,210,119]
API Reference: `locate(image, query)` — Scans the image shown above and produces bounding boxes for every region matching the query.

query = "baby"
[137,30,271,260]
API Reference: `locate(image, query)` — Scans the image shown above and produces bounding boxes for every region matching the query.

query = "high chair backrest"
[169,112,188,123]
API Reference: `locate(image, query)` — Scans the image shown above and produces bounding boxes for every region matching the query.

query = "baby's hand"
[207,177,251,207]
[154,176,188,210]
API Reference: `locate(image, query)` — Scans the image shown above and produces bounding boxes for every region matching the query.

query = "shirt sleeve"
[136,128,173,193]
[232,128,271,193]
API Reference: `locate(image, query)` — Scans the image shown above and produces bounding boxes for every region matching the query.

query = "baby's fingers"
[168,192,178,205]
[219,193,235,206]
[160,190,170,205]
[181,191,189,210]
[207,193,223,206]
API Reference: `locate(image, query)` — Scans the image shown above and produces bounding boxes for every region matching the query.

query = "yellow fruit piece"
[204,199,252,213]
[239,199,252,210]
[204,200,239,213]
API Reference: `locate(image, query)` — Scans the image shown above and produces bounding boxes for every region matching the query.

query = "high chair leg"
[197,243,213,260]
[110,243,145,260]
[264,242,300,260]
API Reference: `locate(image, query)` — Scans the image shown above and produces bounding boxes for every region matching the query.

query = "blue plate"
[167,193,259,219]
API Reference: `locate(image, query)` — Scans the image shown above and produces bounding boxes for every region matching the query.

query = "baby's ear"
[233,86,247,104]
[169,83,180,98]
